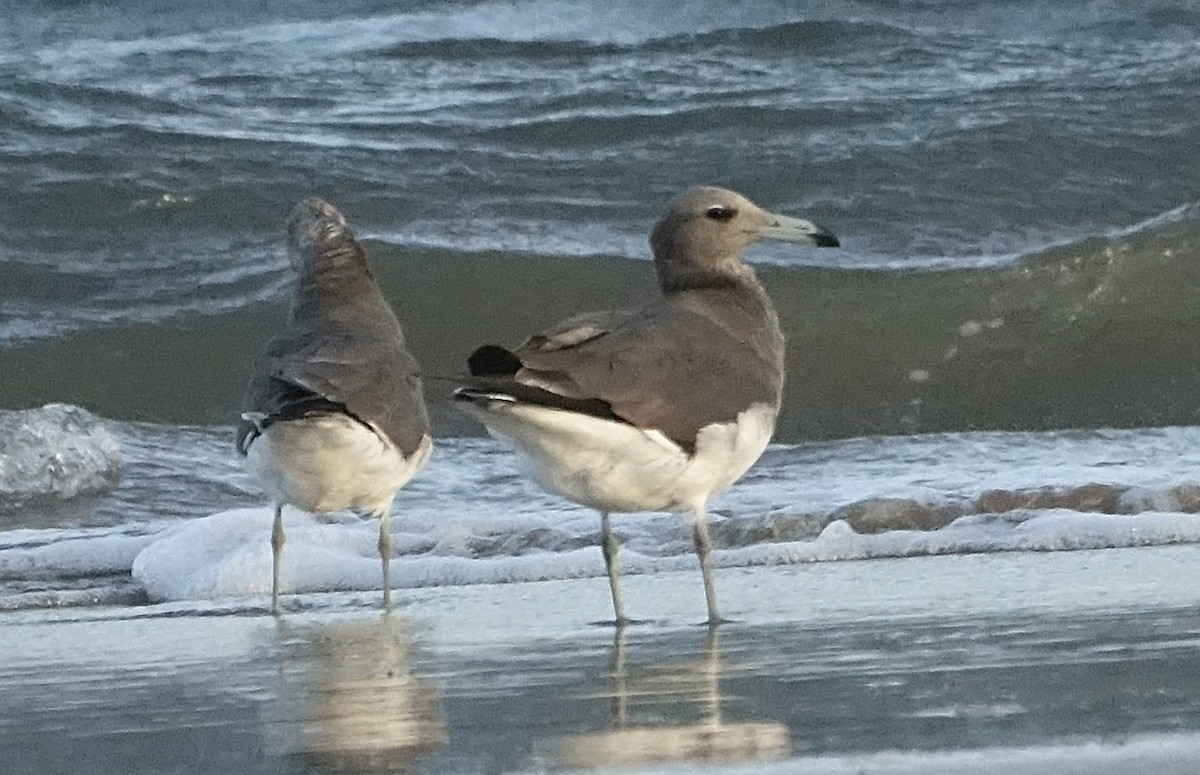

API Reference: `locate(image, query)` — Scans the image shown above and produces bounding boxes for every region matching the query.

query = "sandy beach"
[5,545,1200,775]
[5,3,1200,773]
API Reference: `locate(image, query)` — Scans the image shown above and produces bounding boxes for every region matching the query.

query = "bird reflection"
[556,628,790,769]
[273,615,447,774]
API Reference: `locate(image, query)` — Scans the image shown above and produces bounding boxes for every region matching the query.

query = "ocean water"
[4,1,1200,771]
[3,0,1200,434]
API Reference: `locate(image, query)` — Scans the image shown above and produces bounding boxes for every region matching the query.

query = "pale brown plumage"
[238,197,430,614]
[237,199,428,460]
[458,186,837,453]
[453,186,838,626]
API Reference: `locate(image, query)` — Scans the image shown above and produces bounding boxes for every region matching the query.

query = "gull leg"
[690,503,723,626]
[703,624,721,723]
[378,509,393,611]
[601,511,629,627]
[271,503,285,615]
[609,626,629,725]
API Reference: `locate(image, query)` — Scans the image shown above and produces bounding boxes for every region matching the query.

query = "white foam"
[11,425,1200,605]
[0,404,122,503]
[0,532,152,580]
[130,505,701,603]
[132,508,373,601]
[726,511,1200,569]
[125,503,1200,604]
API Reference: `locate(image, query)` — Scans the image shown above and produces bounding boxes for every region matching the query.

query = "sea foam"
[0,404,122,507]
[127,504,1200,604]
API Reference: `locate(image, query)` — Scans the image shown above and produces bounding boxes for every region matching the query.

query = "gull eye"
[705,205,735,222]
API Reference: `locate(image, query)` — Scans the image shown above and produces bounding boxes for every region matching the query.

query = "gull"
[237,198,431,614]
[453,186,838,625]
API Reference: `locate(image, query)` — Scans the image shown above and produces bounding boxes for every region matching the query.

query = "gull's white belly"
[459,401,776,513]
[244,415,431,516]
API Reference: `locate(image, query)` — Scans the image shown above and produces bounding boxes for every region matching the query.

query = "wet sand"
[4,545,1200,774]
[8,204,1200,442]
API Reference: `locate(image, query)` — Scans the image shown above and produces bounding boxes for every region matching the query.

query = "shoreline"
[5,548,1200,773]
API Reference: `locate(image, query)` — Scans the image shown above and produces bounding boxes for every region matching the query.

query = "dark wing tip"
[467,344,523,377]
[234,413,265,456]
[812,228,840,248]
[453,377,628,426]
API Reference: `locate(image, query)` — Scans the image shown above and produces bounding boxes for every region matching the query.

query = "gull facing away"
[453,186,839,625]
[236,198,431,614]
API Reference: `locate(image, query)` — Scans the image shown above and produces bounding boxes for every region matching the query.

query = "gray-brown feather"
[454,185,833,454]
[518,309,632,352]
[498,279,783,451]
[239,319,428,458]
[238,203,428,459]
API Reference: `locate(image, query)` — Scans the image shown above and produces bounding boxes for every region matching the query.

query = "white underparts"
[244,414,431,517]
[456,399,776,513]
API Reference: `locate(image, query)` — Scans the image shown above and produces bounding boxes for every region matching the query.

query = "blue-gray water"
[4,2,1200,772]
[3,0,1200,436]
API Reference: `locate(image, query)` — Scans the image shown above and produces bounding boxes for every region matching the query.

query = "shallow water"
[4,407,1200,611]
[5,2,1200,770]
[5,411,1200,772]
[4,547,1200,775]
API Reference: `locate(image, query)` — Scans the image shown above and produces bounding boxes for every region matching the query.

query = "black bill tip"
[812,229,840,248]
[467,344,523,377]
